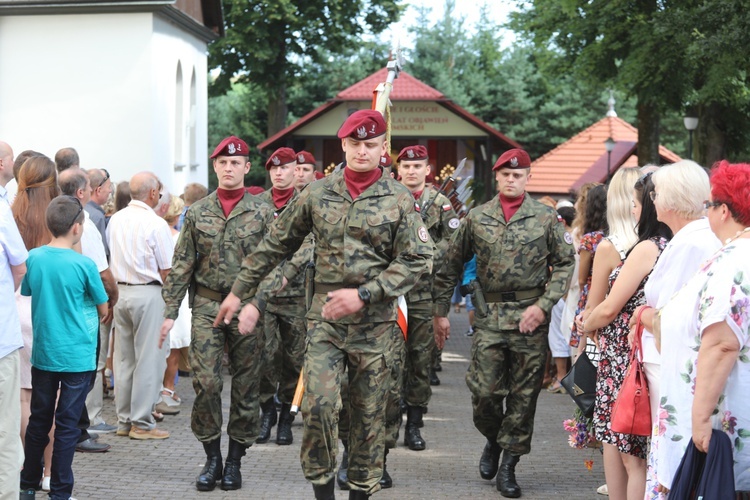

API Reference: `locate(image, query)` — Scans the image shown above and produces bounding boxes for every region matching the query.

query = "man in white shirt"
[85,168,113,258]
[0,145,27,499]
[59,169,120,449]
[107,172,174,440]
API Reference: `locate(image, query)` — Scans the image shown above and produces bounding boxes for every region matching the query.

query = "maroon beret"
[314,171,325,180]
[210,136,250,159]
[337,110,386,140]
[397,145,428,163]
[296,150,316,166]
[493,148,532,171]
[379,154,393,168]
[264,147,297,170]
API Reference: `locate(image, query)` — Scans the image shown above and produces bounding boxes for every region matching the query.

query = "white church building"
[0,0,223,193]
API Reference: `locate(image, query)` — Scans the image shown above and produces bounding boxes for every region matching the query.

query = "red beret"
[296,150,316,165]
[210,136,250,159]
[337,110,386,140]
[493,148,531,171]
[397,145,428,163]
[379,154,393,168]
[265,147,297,170]
[314,171,325,180]
[246,186,265,195]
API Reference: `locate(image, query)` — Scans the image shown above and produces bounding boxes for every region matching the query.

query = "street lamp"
[604,137,616,182]
[684,115,699,160]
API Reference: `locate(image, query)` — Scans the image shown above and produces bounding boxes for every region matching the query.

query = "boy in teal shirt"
[19,196,108,500]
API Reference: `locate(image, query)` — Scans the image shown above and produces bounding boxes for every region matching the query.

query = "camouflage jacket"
[407,186,459,303]
[433,193,574,330]
[162,192,275,320]
[231,167,434,324]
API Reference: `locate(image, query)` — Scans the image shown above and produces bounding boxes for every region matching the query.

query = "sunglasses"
[703,200,724,210]
[97,169,110,188]
[67,196,83,229]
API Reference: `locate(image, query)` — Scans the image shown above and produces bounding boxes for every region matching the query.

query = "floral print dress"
[657,239,750,492]
[593,237,666,458]
[569,231,604,345]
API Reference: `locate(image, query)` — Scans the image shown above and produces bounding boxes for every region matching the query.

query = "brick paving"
[71,309,605,499]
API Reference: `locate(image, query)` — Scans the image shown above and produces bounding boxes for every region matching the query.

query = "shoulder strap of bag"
[632,306,649,362]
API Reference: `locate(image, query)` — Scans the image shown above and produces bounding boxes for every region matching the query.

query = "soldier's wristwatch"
[357,286,371,304]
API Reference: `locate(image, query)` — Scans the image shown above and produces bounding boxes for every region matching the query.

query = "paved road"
[71,310,606,499]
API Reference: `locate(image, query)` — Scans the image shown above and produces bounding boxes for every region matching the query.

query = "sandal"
[547,378,566,393]
[160,388,181,405]
[152,410,164,422]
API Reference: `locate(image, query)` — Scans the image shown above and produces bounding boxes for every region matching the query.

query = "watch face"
[358,287,371,302]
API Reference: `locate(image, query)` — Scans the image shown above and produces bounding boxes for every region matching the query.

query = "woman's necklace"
[725,227,750,245]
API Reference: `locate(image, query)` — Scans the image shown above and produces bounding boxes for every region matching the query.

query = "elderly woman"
[651,161,750,495]
[627,160,720,498]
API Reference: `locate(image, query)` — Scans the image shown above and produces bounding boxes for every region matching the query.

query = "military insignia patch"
[510,157,518,168]
[564,232,573,245]
[418,226,429,242]
[228,143,236,155]
[442,204,452,211]
[414,202,421,213]
[298,154,305,163]
[448,218,460,229]
[407,149,415,158]
[356,126,367,139]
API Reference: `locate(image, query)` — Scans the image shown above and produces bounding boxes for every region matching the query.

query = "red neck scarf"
[344,166,381,199]
[217,187,245,217]
[412,189,424,200]
[499,193,524,221]
[271,186,295,210]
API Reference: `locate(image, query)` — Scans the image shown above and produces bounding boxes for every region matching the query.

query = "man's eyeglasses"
[703,200,724,210]
[68,196,83,229]
[97,169,110,188]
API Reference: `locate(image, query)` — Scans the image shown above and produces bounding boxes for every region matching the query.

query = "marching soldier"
[376,145,461,488]
[254,147,305,444]
[433,149,574,498]
[159,136,275,492]
[215,110,433,500]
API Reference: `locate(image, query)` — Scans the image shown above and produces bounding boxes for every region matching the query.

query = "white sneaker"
[42,476,50,491]
[597,484,609,496]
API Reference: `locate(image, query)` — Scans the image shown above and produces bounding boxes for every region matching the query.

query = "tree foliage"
[209,0,403,136]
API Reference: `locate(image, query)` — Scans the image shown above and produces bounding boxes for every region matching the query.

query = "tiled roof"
[335,68,445,101]
[527,116,682,195]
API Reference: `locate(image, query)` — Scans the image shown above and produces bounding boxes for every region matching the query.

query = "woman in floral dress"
[577,173,670,500]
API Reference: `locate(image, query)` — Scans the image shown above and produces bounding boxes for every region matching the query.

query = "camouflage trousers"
[465,325,548,456]
[260,299,307,405]
[189,296,262,447]
[402,301,434,407]
[383,322,406,449]
[300,319,395,495]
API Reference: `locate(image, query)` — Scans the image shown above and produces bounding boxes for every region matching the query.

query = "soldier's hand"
[238,303,260,335]
[215,292,241,327]
[159,319,174,349]
[278,276,289,292]
[519,305,545,334]
[321,289,364,320]
[433,316,451,349]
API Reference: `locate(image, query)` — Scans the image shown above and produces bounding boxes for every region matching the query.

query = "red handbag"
[610,306,652,436]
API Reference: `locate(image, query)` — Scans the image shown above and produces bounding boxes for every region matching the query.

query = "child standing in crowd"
[19,196,109,500]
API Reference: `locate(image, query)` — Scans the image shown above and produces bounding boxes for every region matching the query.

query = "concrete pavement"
[70,309,606,499]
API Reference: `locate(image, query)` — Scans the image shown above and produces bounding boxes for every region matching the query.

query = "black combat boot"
[479,439,501,480]
[196,439,222,491]
[256,399,277,444]
[404,406,426,451]
[429,368,441,386]
[276,403,294,445]
[496,450,521,498]
[379,448,392,488]
[337,440,350,490]
[220,439,247,490]
[348,490,369,499]
[312,479,336,500]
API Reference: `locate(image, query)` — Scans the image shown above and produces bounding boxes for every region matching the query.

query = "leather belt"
[484,287,545,303]
[117,281,160,286]
[195,285,228,302]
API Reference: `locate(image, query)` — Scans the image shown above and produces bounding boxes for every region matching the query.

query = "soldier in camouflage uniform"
[433,148,574,498]
[253,147,308,445]
[215,110,433,500]
[160,136,275,492]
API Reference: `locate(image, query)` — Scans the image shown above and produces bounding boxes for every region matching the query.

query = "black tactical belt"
[195,284,228,302]
[484,287,545,303]
[117,281,160,286]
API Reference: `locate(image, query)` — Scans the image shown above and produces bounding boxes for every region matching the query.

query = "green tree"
[209,0,403,137]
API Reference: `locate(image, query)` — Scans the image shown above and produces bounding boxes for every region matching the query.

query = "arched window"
[174,61,184,169]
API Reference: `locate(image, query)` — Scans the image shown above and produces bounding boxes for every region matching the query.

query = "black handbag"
[560,353,597,417]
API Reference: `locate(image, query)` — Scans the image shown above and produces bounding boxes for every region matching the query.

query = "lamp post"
[684,116,699,160]
[604,137,616,183]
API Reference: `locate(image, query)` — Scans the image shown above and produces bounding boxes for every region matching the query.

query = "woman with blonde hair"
[12,154,59,491]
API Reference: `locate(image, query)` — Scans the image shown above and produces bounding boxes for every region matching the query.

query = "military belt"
[484,287,545,303]
[313,282,355,294]
[195,284,228,302]
[117,281,160,286]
